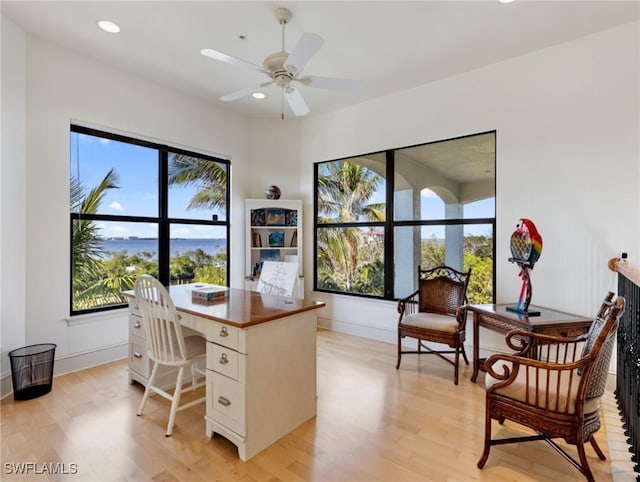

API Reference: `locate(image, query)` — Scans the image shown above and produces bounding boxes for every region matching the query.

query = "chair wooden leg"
[396,331,402,369]
[166,367,185,437]
[576,436,595,482]
[477,402,493,468]
[461,343,469,365]
[589,437,606,460]
[137,362,158,416]
[454,346,460,385]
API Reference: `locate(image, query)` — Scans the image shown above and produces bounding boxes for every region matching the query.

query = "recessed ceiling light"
[499,0,515,3]
[98,20,121,33]
[252,92,266,99]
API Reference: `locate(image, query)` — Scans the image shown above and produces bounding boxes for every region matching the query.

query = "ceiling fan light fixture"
[252,92,266,99]
[97,20,120,33]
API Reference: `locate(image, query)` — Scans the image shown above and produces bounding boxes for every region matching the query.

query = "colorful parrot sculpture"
[510,218,543,268]
[509,218,543,312]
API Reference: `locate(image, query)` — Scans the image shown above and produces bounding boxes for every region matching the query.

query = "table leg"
[471,312,479,382]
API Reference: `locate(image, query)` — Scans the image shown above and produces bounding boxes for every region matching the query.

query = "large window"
[69,125,230,315]
[315,131,495,303]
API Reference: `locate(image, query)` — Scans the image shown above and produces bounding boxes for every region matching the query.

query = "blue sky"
[70,132,225,239]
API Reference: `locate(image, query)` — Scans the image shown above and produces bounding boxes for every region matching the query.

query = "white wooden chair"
[134,275,206,436]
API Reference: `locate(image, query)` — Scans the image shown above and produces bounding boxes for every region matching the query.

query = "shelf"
[245,199,303,281]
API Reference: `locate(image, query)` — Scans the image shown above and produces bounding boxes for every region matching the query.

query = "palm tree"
[317,161,385,223]
[71,169,124,310]
[316,161,385,293]
[168,154,227,211]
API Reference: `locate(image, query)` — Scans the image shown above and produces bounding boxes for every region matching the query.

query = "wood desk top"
[123,285,325,328]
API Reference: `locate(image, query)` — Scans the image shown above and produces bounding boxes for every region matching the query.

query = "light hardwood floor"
[0,329,622,481]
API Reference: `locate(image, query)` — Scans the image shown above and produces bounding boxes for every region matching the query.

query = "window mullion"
[384,150,394,298]
[158,150,170,285]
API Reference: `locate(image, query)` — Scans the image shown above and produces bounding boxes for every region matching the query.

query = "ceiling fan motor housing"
[263,51,294,87]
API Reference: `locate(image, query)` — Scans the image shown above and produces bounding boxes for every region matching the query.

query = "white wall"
[300,21,640,358]
[1,24,253,392]
[1,16,28,396]
[248,118,303,199]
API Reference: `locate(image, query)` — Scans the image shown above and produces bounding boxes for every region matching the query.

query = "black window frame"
[314,131,496,302]
[69,124,231,315]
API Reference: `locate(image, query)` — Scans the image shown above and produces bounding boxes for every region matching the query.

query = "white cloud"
[109,201,124,211]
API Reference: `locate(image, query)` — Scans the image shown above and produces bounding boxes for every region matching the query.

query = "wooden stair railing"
[609,257,640,480]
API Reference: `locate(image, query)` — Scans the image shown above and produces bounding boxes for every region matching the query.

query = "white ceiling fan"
[201,7,362,118]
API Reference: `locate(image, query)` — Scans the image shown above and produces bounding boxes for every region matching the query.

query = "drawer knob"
[219,326,229,338]
[133,352,143,359]
[219,353,229,365]
[134,320,141,329]
[218,396,231,407]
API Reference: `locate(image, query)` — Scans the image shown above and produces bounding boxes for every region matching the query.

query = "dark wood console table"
[467,303,592,382]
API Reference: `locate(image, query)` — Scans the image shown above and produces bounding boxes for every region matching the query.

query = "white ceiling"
[2,1,638,120]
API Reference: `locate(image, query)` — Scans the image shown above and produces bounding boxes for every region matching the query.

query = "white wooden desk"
[124,285,325,461]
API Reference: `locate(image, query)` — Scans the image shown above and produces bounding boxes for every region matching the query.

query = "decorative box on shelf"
[191,284,227,304]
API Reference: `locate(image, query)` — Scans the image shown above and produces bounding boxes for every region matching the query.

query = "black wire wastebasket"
[8,343,57,400]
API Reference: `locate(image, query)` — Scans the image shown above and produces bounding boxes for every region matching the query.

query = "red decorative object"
[507,218,543,315]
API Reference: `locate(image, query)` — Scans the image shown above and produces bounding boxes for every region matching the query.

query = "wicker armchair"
[477,292,625,481]
[396,265,471,385]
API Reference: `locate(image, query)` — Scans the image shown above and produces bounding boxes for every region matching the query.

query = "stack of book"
[191,285,227,305]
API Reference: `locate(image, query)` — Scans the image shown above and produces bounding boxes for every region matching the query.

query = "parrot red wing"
[509,218,543,268]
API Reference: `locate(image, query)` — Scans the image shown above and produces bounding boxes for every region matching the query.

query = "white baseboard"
[318,316,396,344]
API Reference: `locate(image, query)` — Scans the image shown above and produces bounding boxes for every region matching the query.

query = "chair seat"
[485,360,599,415]
[401,312,459,334]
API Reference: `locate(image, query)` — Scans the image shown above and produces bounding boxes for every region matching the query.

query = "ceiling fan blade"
[284,88,310,117]
[299,75,363,92]
[220,85,262,102]
[284,33,324,72]
[201,48,264,73]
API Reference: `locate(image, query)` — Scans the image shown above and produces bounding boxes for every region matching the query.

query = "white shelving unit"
[244,199,303,297]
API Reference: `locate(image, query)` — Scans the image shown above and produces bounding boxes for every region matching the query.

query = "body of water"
[98,238,226,259]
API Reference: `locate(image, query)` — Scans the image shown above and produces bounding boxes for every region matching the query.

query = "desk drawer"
[129,314,144,335]
[207,371,245,436]
[129,335,150,379]
[207,343,239,380]
[128,299,141,315]
[210,322,239,351]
